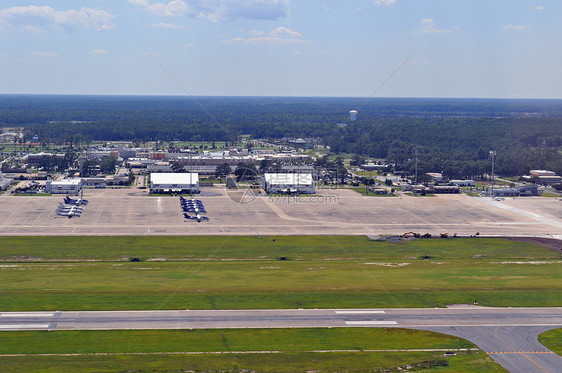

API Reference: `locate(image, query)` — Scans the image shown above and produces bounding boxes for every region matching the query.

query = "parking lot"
[0,187,560,237]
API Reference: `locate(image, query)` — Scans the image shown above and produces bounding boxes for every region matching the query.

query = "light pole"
[414,150,418,196]
[490,151,496,197]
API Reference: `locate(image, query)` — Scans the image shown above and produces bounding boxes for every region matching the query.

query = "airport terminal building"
[150,173,199,194]
[262,173,315,194]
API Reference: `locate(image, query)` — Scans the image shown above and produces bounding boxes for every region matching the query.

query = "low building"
[493,188,520,197]
[529,169,562,185]
[530,169,556,177]
[450,179,475,187]
[431,185,460,194]
[517,185,540,196]
[150,173,199,194]
[45,178,83,195]
[262,173,315,194]
[360,163,387,171]
[0,171,14,190]
[82,177,107,188]
[146,163,173,173]
[426,172,446,182]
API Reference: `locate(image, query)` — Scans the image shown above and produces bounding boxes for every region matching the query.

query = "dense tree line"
[1,95,561,178]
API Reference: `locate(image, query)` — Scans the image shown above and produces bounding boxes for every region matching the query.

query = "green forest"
[1,95,561,178]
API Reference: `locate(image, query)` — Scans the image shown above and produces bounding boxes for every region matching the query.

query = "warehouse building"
[262,173,315,194]
[150,173,199,194]
[45,178,83,195]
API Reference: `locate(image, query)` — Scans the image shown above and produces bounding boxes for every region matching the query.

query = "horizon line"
[1,93,562,101]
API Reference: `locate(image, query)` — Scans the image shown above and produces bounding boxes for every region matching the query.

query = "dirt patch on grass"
[503,237,562,254]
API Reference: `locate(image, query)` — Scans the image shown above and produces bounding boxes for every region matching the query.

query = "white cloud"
[128,0,187,17]
[129,0,288,22]
[0,5,115,31]
[375,0,396,7]
[535,6,544,11]
[223,26,311,44]
[269,26,301,37]
[29,51,59,57]
[90,49,108,55]
[503,24,529,30]
[413,18,454,34]
[248,29,265,37]
[150,22,185,29]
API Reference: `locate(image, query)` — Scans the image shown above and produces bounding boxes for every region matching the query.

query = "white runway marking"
[345,321,397,325]
[1,313,54,317]
[335,311,385,314]
[0,324,50,329]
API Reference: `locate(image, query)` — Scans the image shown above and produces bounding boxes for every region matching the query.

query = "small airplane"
[183,212,209,222]
[55,206,82,218]
[180,197,203,204]
[64,195,88,205]
[180,200,204,205]
[57,203,84,212]
[180,201,203,206]
[182,206,206,213]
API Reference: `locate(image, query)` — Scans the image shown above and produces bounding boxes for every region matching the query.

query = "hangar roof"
[264,173,313,186]
[151,173,199,185]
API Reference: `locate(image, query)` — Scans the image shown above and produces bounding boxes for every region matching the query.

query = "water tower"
[349,110,357,121]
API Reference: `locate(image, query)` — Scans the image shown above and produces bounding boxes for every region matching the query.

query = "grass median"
[538,328,562,356]
[0,236,560,311]
[0,328,505,372]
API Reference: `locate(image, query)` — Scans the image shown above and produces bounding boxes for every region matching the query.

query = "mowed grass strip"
[0,328,475,354]
[0,259,560,310]
[539,328,562,356]
[0,350,505,373]
[0,236,558,261]
[0,329,506,373]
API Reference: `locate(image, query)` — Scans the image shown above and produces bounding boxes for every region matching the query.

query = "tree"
[171,161,185,173]
[350,154,364,166]
[234,162,257,182]
[259,159,273,174]
[215,163,231,182]
[100,156,117,174]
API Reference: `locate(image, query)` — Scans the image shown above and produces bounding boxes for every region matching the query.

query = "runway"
[1,307,561,373]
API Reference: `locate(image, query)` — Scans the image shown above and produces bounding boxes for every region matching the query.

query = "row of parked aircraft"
[180,196,209,223]
[55,195,89,218]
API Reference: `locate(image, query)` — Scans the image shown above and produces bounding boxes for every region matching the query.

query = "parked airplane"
[183,212,209,222]
[64,195,88,205]
[180,197,203,204]
[57,203,84,212]
[180,201,204,207]
[181,200,204,205]
[182,206,206,213]
[55,207,82,218]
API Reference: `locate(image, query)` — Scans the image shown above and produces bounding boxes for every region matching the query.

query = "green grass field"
[539,328,562,356]
[2,235,553,372]
[0,236,560,311]
[0,328,505,372]
[1,236,557,261]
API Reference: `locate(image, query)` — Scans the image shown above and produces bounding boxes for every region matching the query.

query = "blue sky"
[1,0,560,98]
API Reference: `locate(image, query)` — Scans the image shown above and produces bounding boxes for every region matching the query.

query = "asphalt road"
[1,306,561,373]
